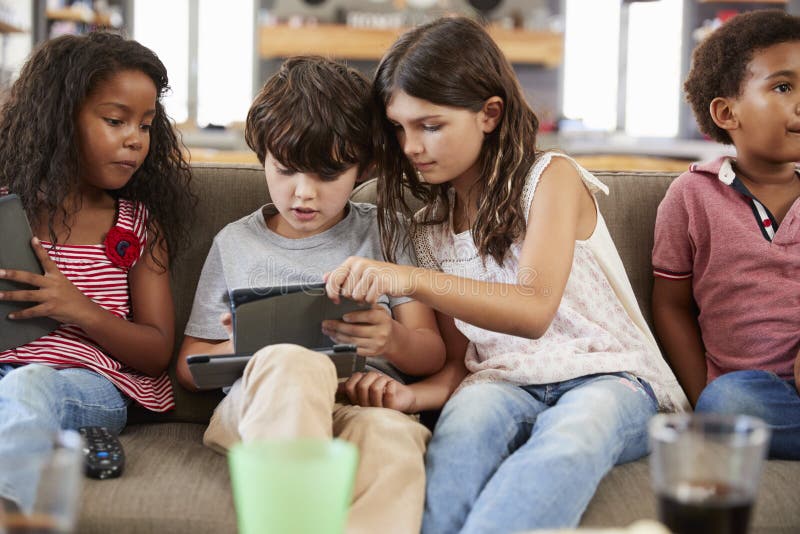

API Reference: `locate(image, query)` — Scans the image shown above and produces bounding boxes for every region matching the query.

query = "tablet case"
[187,346,364,390]
[0,195,60,351]
[187,283,370,389]
[230,283,372,354]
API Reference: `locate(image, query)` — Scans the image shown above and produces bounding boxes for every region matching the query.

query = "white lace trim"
[412,223,441,270]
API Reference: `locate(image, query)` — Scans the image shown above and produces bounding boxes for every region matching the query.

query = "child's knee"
[343,407,429,449]
[695,370,776,414]
[438,383,526,434]
[244,344,336,381]
[0,365,65,419]
[0,364,60,398]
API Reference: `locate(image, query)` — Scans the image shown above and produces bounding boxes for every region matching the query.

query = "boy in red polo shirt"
[652,9,800,459]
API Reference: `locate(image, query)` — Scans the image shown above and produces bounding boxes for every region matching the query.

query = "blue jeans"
[695,370,800,460]
[422,373,658,534]
[0,364,129,511]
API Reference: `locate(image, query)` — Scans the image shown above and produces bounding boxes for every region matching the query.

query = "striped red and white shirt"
[0,193,174,412]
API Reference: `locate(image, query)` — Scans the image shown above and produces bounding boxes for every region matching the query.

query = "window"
[197,0,254,127]
[624,0,683,137]
[134,0,254,127]
[562,0,683,137]
[562,0,620,131]
[133,0,190,124]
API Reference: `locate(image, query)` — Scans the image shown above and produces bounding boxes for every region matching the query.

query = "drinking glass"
[649,413,770,534]
[0,429,84,534]
[228,438,358,534]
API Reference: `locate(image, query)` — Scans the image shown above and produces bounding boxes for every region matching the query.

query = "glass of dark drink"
[0,430,83,534]
[649,414,770,534]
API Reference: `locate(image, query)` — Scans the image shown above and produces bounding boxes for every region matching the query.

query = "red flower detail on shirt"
[104,227,140,269]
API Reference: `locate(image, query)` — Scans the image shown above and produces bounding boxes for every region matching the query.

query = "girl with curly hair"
[0,31,193,515]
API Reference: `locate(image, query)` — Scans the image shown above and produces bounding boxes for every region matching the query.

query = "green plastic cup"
[228,438,358,534]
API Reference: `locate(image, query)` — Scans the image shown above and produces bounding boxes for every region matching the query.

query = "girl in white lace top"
[324,16,688,534]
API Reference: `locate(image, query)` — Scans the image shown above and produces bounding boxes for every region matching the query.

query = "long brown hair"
[0,32,194,267]
[374,16,539,265]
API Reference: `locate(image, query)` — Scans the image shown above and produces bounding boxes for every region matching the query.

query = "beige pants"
[203,344,431,534]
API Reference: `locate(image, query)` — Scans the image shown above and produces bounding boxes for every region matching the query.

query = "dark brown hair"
[0,31,194,267]
[373,16,539,265]
[685,9,800,144]
[245,56,374,178]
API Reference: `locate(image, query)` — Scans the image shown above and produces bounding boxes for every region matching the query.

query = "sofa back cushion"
[593,171,677,328]
[132,164,678,424]
[131,164,268,423]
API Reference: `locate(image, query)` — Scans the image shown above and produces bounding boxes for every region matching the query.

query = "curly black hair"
[0,32,195,268]
[685,9,800,144]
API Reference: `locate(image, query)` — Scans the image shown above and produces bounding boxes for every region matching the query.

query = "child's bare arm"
[405,312,469,411]
[326,159,597,340]
[794,349,800,392]
[0,237,175,377]
[383,301,445,375]
[652,277,707,406]
[323,300,445,376]
[342,311,467,412]
[176,314,234,391]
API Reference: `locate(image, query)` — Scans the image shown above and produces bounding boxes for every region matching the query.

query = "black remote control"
[78,426,125,480]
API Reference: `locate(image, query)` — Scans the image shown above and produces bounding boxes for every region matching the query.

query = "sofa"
[78,162,800,533]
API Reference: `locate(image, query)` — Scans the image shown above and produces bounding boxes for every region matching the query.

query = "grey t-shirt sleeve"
[184,239,230,340]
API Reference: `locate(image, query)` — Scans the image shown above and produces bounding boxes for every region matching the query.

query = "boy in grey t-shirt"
[183,201,418,381]
[176,57,445,534]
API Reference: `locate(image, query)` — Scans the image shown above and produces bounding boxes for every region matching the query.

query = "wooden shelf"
[0,20,25,33]
[488,27,563,67]
[46,8,94,23]
[572,155,692,173]
[259,24,563,67]
[183,148,693,171]
[186,148,259,164]
[93,13,113,27]
[46,8,117,27]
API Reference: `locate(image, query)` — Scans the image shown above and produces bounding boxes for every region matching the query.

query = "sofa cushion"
[130,164,267,425]
[78,423,800,533]
[594,172,676,331]
[581,456,800,532]
[98,164,800,533]
[79,423,235,534]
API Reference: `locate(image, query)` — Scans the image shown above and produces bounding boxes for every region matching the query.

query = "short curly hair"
[684,9,800,144]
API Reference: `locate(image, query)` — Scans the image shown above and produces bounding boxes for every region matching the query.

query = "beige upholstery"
[79,164,800,533]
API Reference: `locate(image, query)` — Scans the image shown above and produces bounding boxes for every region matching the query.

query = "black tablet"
[187,345,365,390]
[0,194,59,351]
[230,283,373,354]
[187,283,372,389]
